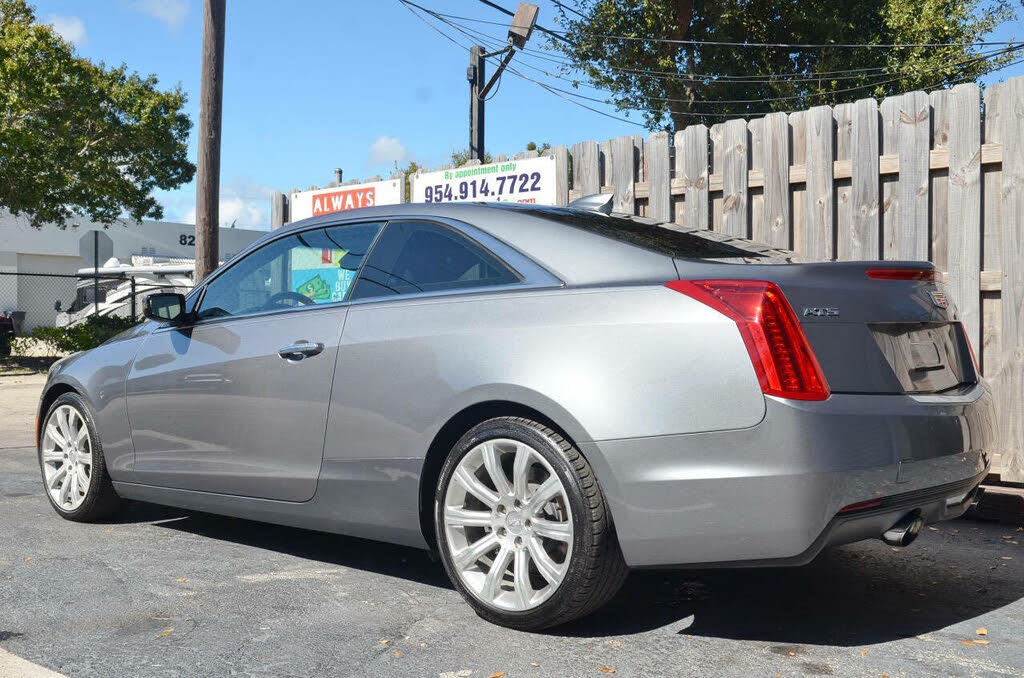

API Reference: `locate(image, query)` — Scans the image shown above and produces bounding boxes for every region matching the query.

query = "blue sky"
[31,0,1024,231]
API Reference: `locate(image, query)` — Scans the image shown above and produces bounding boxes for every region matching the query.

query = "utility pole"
[467,3,538,161]
[195,0,226,283]
[468,46,485,161]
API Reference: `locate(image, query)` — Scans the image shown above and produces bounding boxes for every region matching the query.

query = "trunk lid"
[673,259,977,395]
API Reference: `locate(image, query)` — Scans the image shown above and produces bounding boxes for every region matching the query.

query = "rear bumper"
[581,382,996,568]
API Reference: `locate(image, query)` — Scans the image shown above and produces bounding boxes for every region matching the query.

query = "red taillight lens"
[666,279,830,401]
[866,268,937,281]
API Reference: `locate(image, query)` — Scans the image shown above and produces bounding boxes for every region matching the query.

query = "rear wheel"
[39,392,121,522]
[435,417,627,630]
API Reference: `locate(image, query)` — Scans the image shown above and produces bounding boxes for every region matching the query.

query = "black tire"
[435,417,628,631]
[38,392,121,522]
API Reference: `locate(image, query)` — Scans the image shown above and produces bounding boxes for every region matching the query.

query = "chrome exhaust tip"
[881,511,924,548]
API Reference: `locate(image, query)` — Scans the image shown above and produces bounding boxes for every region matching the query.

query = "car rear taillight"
[866,268,937,281]
[666,279,830,401]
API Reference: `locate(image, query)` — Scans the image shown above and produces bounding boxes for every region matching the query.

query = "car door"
[125,221,384,501]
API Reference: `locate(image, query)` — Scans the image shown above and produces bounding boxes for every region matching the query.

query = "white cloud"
[367,135,408,169]
[178,180,273,230]
[128,0,189,31]
[47,15,86,45]
[183,199,266,231]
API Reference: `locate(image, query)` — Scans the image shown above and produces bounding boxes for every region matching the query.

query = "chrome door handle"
[278,341,324,361]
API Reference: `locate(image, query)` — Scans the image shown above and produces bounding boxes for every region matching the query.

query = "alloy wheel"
[41,404,93,511]
[442,438,574,611]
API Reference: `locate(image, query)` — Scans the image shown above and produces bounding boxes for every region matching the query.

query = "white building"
[1,210,264,329]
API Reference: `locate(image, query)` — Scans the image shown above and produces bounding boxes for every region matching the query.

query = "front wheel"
[435,417,627,631]
[39,392,121,522]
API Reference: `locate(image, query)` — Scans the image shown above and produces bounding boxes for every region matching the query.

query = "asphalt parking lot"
[1,374,1022,678]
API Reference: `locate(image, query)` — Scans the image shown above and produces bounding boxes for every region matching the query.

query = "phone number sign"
[412,155,556,205]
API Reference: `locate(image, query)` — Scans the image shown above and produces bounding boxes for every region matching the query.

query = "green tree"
[553,0,1017,130]
[0,0,194,228]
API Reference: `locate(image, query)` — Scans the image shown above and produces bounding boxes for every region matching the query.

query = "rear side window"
[497,206,771,260]
[351,221,519,300]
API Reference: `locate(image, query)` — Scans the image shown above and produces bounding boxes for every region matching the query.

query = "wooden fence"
[480,76,1024,481]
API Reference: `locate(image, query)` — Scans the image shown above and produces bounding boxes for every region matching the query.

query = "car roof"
[273,203,679,286]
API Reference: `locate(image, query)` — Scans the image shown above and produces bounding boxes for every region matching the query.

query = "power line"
[417,4,1023,108]
[401,0,1024,126]
[504,54,1024,121]
[465,3,1019,50]
[425,5,1018,85]
[471,0,571,44]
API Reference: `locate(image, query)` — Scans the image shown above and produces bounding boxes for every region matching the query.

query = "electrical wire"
[466,1,1018,50]
[415,3,1023,108]
[400,0,1024,125]
[416,3,1019,86]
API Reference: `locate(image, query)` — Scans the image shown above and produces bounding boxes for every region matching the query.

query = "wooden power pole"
[194,0,226,283]
[467,3,538,161]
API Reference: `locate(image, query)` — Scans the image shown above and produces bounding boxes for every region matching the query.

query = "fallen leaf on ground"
[420,642,427,648]
[974,639,990,645]
[1001,556,1013,560]
[25,557,31,562]
[489,672,505,678]
[861,649,869,655]
[928,526,939,531]
[1004,535,1015,539]
[175,578,187,584]
[155,628,174,638]
[976,628,988,636]
[598,668,616,674]
[394,650,403,658]
[379,639,391,645]
[530,662,540,667]
[1016,526,1023,532]
[105,527,114,533]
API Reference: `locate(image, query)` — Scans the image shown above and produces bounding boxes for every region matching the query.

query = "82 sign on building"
[412,156,556,205]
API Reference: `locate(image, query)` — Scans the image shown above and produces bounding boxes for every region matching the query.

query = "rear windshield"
[491,205,770,259]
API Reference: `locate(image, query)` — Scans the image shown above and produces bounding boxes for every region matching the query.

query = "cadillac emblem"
[928,290,949,309]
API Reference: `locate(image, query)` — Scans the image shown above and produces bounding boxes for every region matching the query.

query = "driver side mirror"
[143,292,187,323]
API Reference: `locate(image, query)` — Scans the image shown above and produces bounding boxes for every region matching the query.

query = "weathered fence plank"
[805,106,834,260]
[789,111,807,255]
[571,140,600,197]
[542,145,568,206]
[749,117,765,241]
[676,124,709,230]
[996,78,1024,482]
[930,89,951,269]
[600,138,613,188]
[897,91,930,260]
[946,83,982,354]
[881,96,901,259]
[761,112,790,248]
[833,103,853,260]
[722,118,748,237]
[710,123,724,231]
[647,131,671,222]
[849,98,880,259]
[611,135,637,215]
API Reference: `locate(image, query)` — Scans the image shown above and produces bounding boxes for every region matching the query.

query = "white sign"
[289,178,404,222]
[412,155,556,205]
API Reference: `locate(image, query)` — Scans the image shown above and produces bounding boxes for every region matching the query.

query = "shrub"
[28,316,138,355]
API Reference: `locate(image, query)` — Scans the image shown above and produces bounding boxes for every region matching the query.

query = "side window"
[351,221,519,300]
[197,222,383,320]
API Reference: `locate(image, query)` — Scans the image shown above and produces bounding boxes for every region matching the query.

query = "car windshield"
[489,205,786,260]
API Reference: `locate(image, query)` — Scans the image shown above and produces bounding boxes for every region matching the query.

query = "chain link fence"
[0,270,192,333]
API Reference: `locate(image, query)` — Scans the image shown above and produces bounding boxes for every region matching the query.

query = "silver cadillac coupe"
[37,201,994,630]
